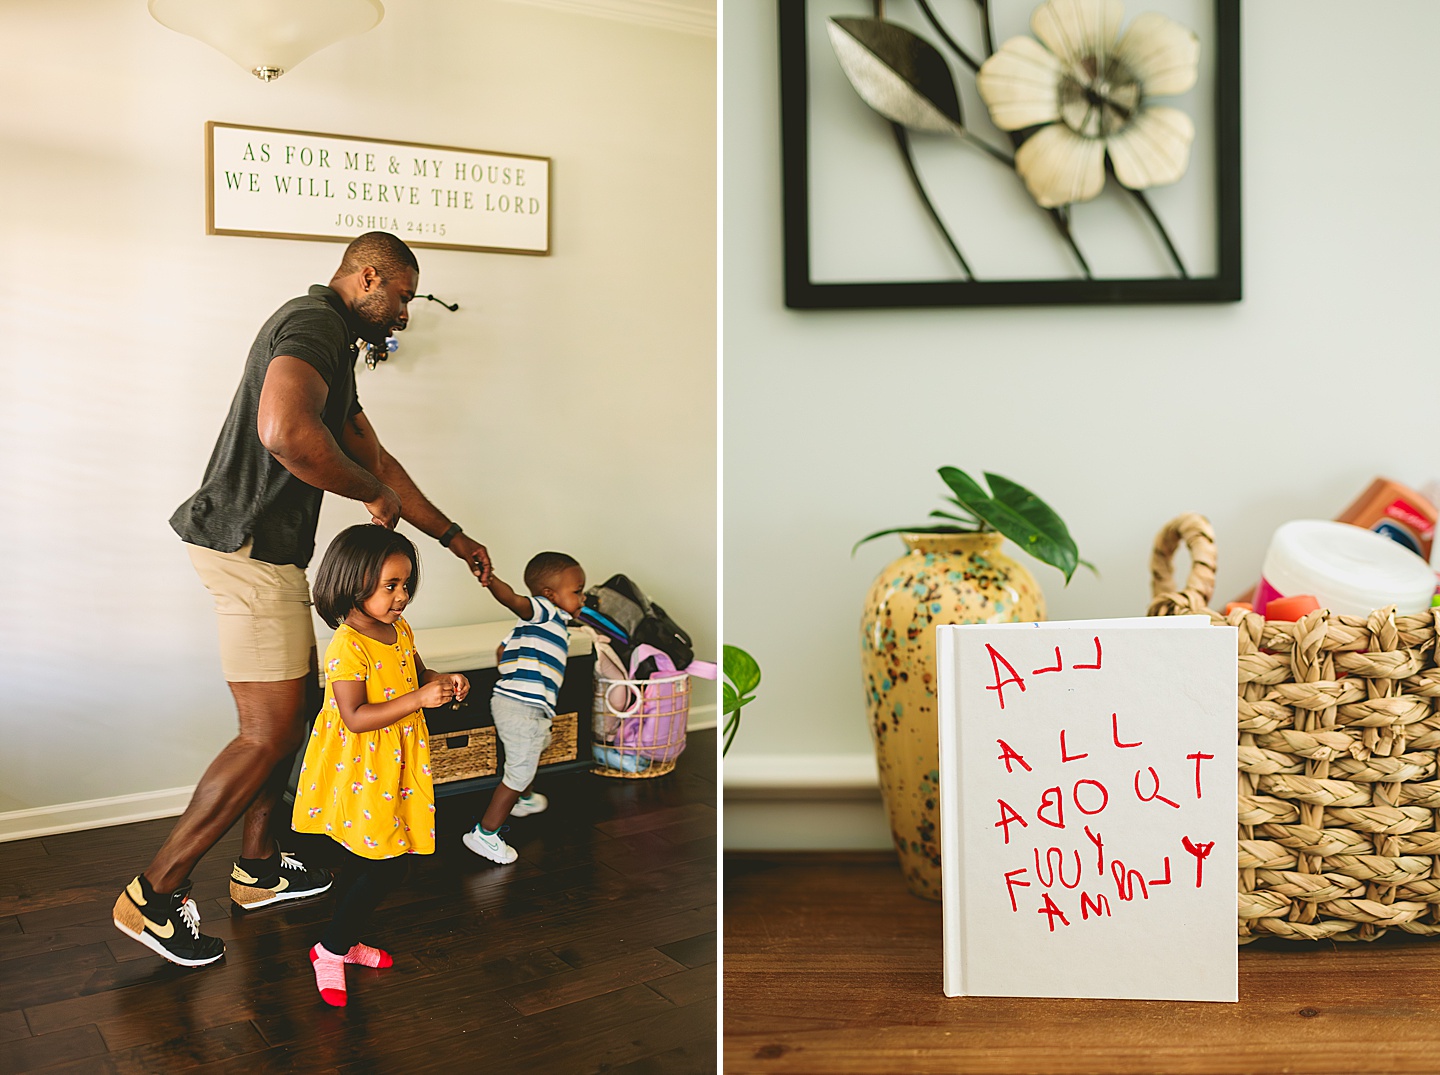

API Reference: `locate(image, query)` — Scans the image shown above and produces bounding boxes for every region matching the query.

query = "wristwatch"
[437,522,463,548]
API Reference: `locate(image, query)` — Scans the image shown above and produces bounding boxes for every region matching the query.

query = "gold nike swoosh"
[141,914,174,939]
[273,877,289,893]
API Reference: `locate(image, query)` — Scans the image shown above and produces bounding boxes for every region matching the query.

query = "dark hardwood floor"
[0,730,716,1074]
[726,851,1440,1074]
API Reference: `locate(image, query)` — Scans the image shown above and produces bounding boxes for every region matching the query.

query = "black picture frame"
[779,0,1242,309]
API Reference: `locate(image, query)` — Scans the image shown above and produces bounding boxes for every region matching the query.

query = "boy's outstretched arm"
[484,574,534,619]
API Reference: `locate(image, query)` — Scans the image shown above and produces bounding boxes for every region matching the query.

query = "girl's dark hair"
[313,525,420,628]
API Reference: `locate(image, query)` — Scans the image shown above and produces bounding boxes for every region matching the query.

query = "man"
[112,232,490,966]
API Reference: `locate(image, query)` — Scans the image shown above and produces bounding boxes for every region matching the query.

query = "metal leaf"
[827,17,963,134]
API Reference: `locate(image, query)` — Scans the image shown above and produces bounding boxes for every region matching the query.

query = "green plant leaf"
[723,645,761,698]
[937,466,990,510]
[852,522,970,555]
[984,471,1080,583]
[722,682,740,715]
[943,496,984,521]
[939,467,1079,583]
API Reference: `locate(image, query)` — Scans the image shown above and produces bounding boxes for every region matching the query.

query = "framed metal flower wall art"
[779,0,1240,308]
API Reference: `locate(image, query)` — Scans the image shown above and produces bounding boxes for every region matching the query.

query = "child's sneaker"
[230,851,333,910]
[112,876,226,967]
[510,792,548,817]
[463,825,518,864]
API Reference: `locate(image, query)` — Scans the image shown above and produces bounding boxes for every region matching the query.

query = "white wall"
[0,0,715,819]
[723,1,1440,846]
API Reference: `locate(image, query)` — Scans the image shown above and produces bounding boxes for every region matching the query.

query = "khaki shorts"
[491,692,554,792]
[186,542,315,682]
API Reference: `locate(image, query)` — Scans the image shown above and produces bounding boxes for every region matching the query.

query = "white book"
[937,616,1238,1002]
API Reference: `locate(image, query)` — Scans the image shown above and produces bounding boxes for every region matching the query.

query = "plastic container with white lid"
[1255,520,1438,618]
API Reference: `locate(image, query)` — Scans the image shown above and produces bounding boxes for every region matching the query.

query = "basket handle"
[1148,513,1218,616]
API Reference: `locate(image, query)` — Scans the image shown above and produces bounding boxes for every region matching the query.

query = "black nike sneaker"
[230,851,333,910]
[112,876,226,967]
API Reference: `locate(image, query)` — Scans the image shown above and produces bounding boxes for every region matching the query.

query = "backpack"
[577,574,694,670]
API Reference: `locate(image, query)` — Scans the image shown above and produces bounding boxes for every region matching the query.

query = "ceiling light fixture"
[148,0,385,83]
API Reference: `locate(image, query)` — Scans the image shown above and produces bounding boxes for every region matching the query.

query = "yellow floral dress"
[291,617,435,858]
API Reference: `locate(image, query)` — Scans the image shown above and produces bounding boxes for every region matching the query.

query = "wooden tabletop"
[724,852,1440,1074]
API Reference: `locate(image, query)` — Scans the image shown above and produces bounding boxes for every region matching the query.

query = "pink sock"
[310,944,347,1007]
[344,942,393,968]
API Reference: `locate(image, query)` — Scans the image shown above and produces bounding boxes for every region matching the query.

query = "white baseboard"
[723,752,893,850]
[0,786,195,844]
[0,705,719,844]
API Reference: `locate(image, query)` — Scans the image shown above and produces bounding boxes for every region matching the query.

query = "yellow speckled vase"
[860,532,1045,900]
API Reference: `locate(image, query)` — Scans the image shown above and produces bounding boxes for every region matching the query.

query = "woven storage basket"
[1149,512,1440,943]
[538,710,581,767]
[430,711,578,785]
[431,725,498,785]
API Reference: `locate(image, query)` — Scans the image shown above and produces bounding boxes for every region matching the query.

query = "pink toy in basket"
[616,646,717,763]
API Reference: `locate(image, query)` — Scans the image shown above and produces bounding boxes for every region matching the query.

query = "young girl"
[291,524,469,1007]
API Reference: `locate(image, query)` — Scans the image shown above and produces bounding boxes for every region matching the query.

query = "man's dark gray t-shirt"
[170,285,362,568]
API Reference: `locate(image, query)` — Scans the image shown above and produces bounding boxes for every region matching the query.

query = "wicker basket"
[1149,512,1440,943]
[539,710,581,767]
[429,711,580,786]
[431,725,498,785]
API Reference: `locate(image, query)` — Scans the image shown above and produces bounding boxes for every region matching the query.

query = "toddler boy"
[463,551,585,863]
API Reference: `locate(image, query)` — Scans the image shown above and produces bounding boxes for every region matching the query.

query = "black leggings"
[319,848,410,956]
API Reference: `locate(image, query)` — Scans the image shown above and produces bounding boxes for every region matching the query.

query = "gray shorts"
[491,692,553,792]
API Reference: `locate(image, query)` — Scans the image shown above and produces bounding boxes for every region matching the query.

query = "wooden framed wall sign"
[206,122,551,255]
[780,0,1241,308]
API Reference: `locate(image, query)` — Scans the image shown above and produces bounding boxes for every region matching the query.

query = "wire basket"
[591,672,690,779]
[1149,512,1440,943]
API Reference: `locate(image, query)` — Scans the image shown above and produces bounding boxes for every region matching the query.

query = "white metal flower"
[976,0,1199,208]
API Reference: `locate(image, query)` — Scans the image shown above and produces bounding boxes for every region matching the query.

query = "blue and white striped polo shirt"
[493,595,571,718]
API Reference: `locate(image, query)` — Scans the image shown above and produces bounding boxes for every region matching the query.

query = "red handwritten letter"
[1182,836,1216,888]
[1037,891,1071,931]
[1072,636,1102,670]
[995,799,1028,844]
[1149,856,1172,887]
[1003,867,1030,912]
[1110,861,1150,902]
[1036,786,1065,829]
[1111,712,1142,749]
[1080,891,1112,920]
[1032,646,1063,675]
[984,644,1026,711]
[1059,729,1088,763]
[996,739,1032,774]
[1187,752,1215,799]
[1072,779,1109,816]
[1134,767,1180,809]
[1034,848,1081,889]
[1083,825,1105,875]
